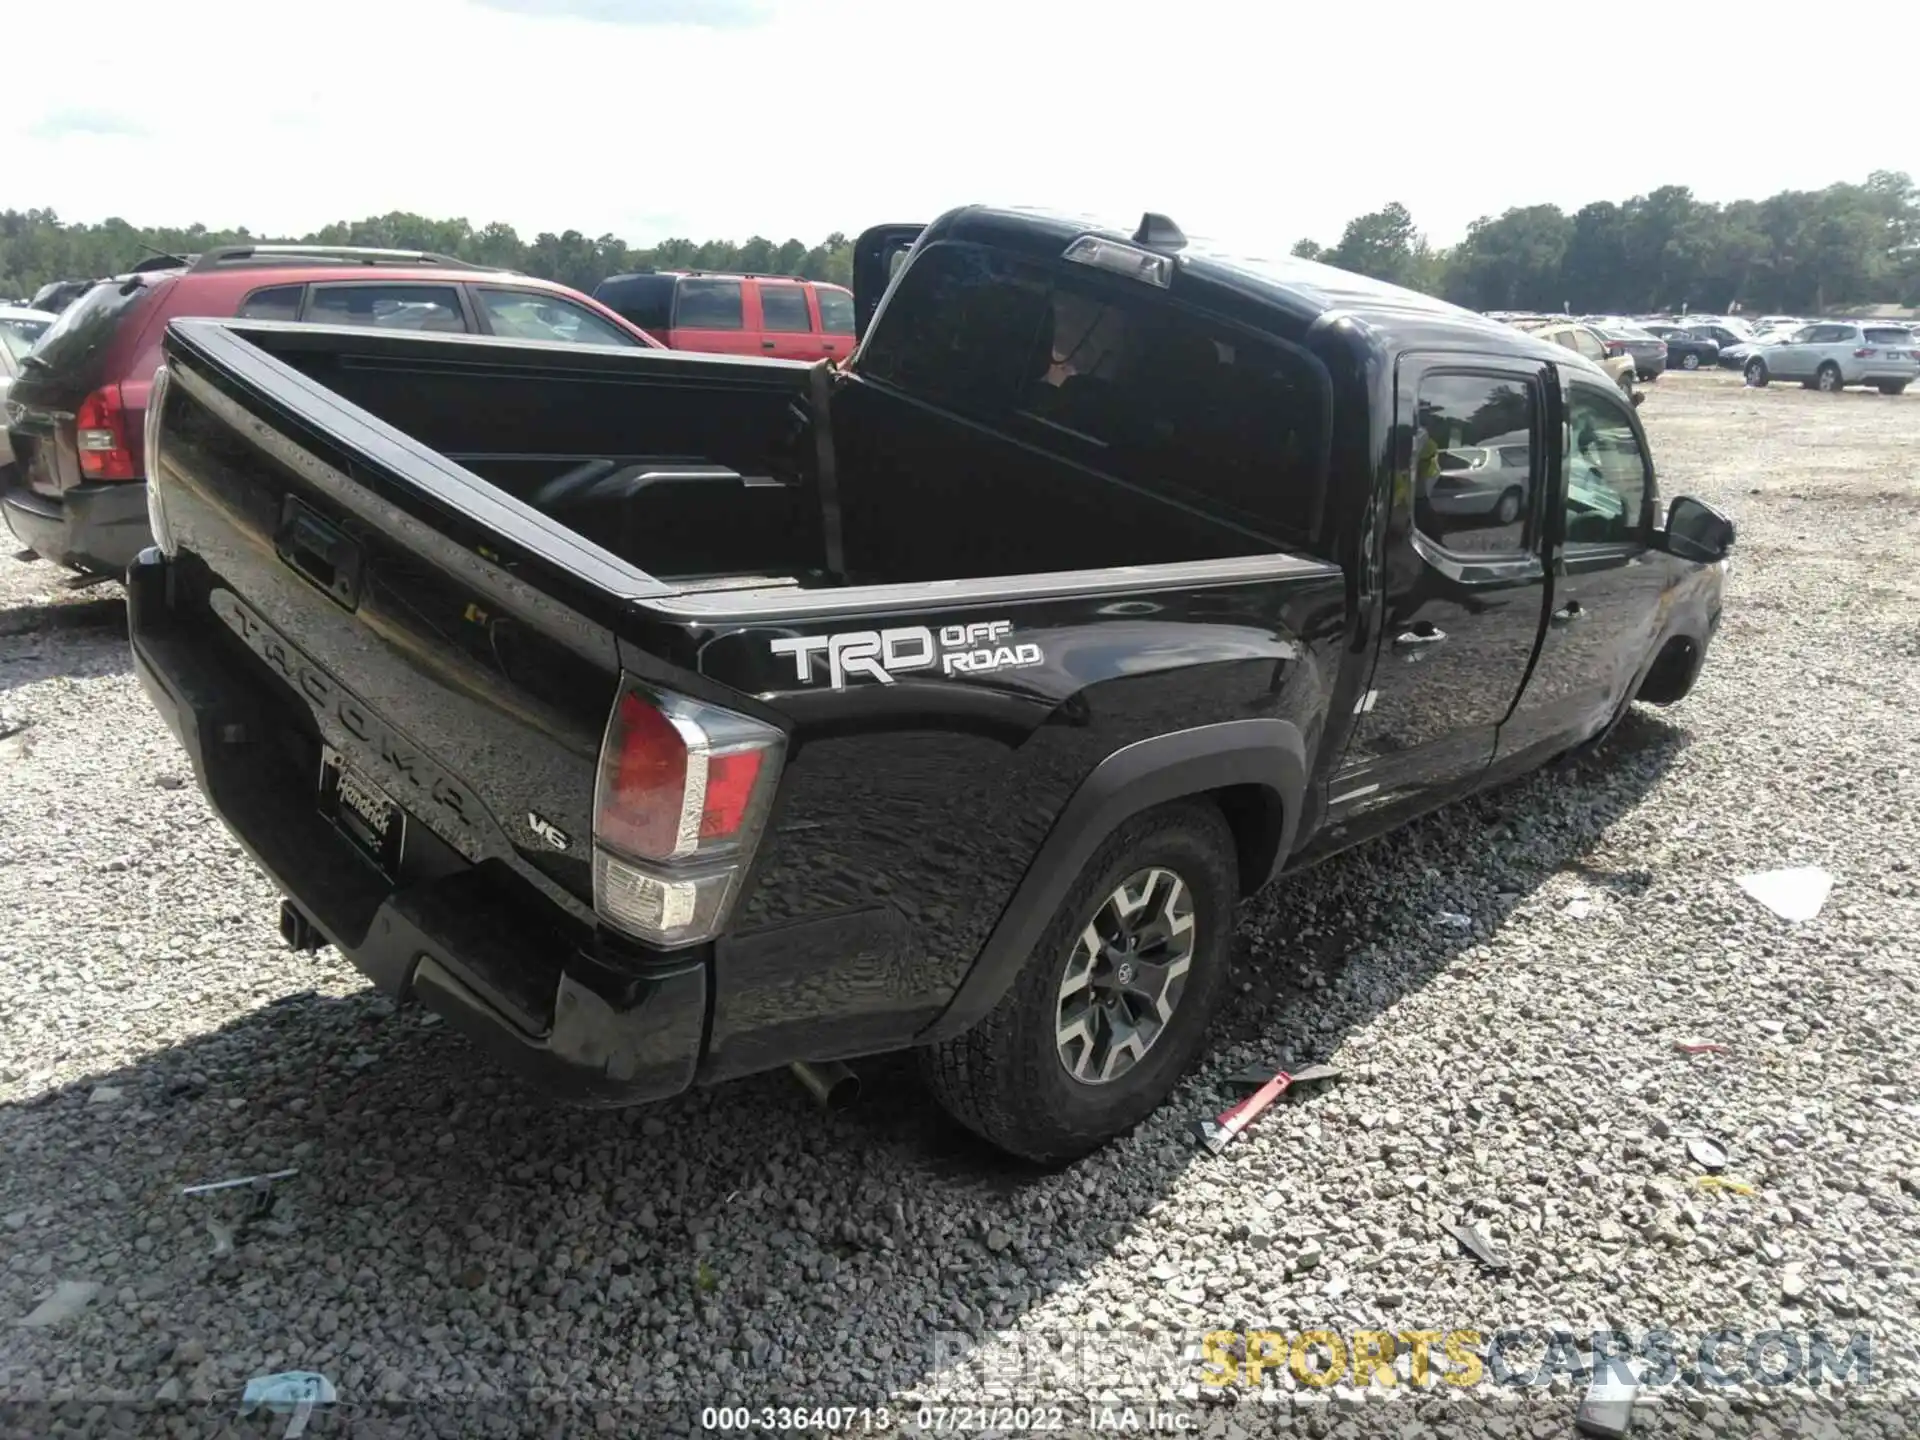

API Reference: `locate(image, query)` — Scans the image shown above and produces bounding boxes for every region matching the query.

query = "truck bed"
[137,317,1342,1096]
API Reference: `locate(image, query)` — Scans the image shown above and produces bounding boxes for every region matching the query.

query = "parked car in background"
[1514,319,1640,400]
[592,271,856,363]
[3,246,662,575]
[1678,319,1754,359]
[0,305,58,473]
[1741,322,1917,394]
[1642,322,1719,370]
[1588,319,1669,380]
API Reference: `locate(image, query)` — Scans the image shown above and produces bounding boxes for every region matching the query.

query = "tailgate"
[148,318,671,919]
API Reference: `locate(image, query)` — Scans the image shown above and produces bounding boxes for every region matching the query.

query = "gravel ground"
[2,371,1917,1438]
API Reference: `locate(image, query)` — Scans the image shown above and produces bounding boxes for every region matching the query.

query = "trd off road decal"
[770,620,1043,689]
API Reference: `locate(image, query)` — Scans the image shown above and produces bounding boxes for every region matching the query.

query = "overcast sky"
[9,0,1916,251]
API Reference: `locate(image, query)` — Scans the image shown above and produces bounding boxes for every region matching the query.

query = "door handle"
[1393,626,1448,648]
[760,340,777,350]
[1552,600,1585,624]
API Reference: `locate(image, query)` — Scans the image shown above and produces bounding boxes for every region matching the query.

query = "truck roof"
[923,205,1585,375]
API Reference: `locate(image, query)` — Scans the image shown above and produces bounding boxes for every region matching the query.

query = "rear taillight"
[75,384,137,481]
[591,680,785,948]
[1854,348,1877,359]
[1604,341,1627,356]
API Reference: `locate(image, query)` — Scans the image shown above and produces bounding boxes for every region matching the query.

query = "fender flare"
[918,718,1308,1043]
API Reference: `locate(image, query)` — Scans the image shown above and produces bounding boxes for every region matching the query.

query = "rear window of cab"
[857,240,1329,547]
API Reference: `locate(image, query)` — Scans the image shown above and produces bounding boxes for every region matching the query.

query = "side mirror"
[1661,495,1735,563]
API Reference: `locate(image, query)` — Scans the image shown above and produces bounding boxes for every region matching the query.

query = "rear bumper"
[1,475,152,574]
[125,549,707,1106]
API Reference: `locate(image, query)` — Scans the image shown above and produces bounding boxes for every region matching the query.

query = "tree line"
[4,169,1916,314]
[1291,171,1918,315]
[0,210,854,300]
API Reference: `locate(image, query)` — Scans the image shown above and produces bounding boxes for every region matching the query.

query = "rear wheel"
[1680,352,1701,371]
[1815,363,1843,393]
[920,800,1237,1164]
[1744,358,1769,388]
[1878,381,1908,396]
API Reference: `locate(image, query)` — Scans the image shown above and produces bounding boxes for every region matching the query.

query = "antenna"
[1131,213,1188,251]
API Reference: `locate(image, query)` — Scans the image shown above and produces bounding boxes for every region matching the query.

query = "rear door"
[1495,376,1670,762]
[667,277,752,356]
[810,284,855,364]
[752,279,816,360]
[1327,357,1553,833]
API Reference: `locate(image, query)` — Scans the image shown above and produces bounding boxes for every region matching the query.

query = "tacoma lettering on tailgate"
[208,588,487,857]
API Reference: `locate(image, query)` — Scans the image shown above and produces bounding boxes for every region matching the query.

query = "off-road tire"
[920,800,1238,1165]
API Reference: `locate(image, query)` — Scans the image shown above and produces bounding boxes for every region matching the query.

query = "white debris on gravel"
[2,376,1919,1436]
[16,1281,101,1330]
[1738,865,1835,922]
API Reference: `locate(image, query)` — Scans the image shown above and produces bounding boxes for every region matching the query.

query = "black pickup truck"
[128,206,1733,1162]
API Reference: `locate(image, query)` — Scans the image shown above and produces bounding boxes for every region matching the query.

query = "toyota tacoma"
[128,206,1732,1162]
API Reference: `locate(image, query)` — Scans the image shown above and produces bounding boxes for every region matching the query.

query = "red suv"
[3,246,662,575]
[591,271,856,363]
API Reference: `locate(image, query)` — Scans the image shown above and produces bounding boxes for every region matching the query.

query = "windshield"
[21,279,157,391]
[476,289,642,347]
[0,317,49,363]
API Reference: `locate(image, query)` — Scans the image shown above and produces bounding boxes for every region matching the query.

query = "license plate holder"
[318,746,403,876]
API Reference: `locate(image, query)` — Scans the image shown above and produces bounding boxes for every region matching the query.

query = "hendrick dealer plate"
[318,745,404,877]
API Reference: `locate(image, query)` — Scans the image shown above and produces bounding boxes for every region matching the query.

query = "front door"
[1320,360,1554,842]
[1495,376,1672,766]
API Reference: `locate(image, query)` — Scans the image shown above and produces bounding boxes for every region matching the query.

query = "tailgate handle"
[275,498,365,610]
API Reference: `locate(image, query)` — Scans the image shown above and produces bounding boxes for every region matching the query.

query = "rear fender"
[917,718,1307,1043]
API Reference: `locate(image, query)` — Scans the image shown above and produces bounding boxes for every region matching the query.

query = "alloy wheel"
[1055,868,1196,1085]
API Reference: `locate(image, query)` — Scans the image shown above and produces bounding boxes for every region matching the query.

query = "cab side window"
[238,284,303,321]
[1412,372,1536,555]
[1563,385,1653,547]
[1008,276,1326,544]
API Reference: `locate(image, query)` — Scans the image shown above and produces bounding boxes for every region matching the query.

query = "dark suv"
[3,246,661,575]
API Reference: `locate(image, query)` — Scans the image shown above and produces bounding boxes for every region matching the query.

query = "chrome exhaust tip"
[789,1060,860,1111]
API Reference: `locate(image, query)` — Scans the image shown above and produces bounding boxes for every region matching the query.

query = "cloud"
[27,109,150,141]
[467,0,769,24]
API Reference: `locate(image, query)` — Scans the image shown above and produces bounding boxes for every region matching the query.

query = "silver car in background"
[0,306,58,471]
[1741,322,1918,394]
